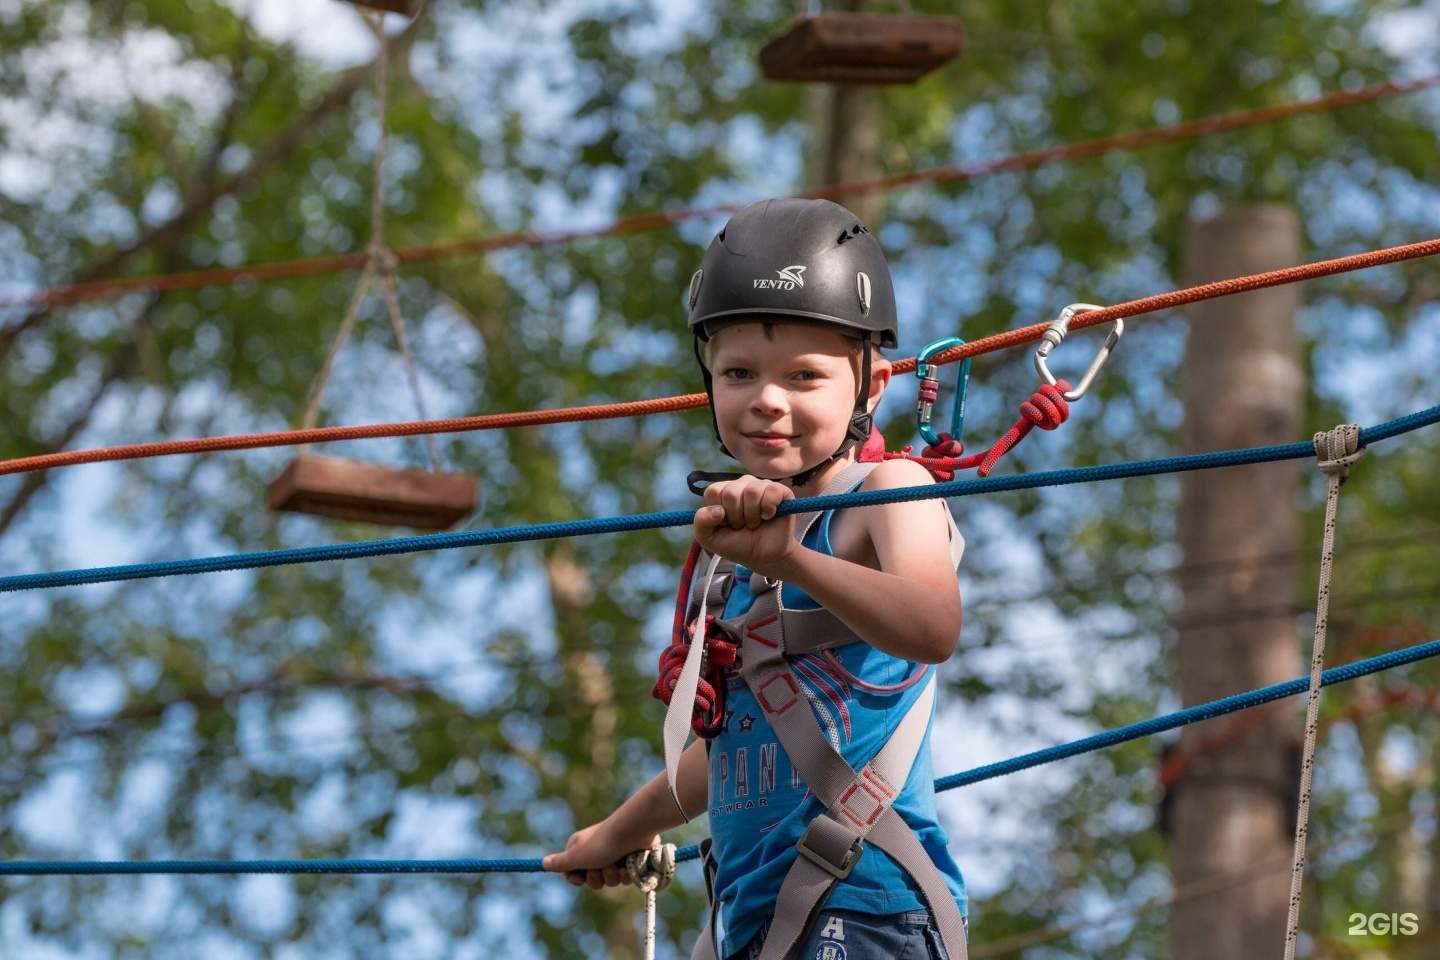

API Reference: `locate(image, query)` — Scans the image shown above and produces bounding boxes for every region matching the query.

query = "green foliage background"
[0,0,1437,957]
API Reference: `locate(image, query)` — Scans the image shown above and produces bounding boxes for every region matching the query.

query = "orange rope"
[3,236,1437,478]
[0,393,709,477]
[895,236,1440,374]
[4,73,1436,311]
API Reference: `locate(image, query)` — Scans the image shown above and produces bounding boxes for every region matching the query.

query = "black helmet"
[686,198,896,486]
[687,198,897,348]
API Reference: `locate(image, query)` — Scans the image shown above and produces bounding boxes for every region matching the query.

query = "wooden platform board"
[759,13,964,85]
[267,455,478,531]
[337,0,420,16]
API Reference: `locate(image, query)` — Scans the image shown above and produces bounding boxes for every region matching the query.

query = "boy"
[543,198,968,960]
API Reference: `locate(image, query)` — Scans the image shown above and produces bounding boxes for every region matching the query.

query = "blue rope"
[5,637,1435,876]
[3,405,1436,594]
[0,857,543,876]
[933,636,1440,793]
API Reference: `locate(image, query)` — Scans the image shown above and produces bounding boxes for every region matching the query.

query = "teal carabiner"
[915,337,971,448]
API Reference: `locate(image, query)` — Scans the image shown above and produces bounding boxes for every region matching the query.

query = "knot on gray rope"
[1313,423,1365,484]
[368,244,400,275]
[626,842,676,960]
[625,842,676,894]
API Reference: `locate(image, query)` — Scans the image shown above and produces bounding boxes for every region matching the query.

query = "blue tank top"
[705,500,967,957]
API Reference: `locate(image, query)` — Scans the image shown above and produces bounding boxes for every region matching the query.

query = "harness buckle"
[1033,303,1124,401]
[914,336,972,447]
[795,819,865,880]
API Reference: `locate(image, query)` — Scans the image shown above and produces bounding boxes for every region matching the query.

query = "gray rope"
[302,13,441,472]
[300,263,375,440]
[625,842,676,960]
[1283,423,1365,959]
[380,270,443,471]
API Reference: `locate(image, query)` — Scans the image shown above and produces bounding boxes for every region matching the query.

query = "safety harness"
[656,462,969,960]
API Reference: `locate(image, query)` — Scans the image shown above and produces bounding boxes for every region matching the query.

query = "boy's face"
[706,321,888,484]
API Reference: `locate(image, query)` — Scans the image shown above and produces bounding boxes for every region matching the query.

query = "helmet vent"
[688,270,704,308]
[856,272,872,315]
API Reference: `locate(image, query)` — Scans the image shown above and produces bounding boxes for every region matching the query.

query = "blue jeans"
[725,908,962,960]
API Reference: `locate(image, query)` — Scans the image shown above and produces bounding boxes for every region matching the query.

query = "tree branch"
[0,15,426,361]
[0,341,139,535]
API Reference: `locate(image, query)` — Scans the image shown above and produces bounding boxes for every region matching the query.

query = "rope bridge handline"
[3,72,1437,313]
[3,635,1436,877]
[3,236,1438,480]
[1,403,1436,594]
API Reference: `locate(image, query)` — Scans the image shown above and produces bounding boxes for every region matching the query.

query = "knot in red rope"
[651,615,738,739]
[881,434,983,482]
[976,379,1073,477]
[1019,381,1071,430]
[921,433,967,460]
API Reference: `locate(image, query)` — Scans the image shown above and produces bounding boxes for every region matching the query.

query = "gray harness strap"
[679,462,967,960]
[737,590,965,960]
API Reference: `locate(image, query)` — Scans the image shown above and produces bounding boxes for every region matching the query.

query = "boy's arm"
[543,738,708,888]
[695,459,961,664]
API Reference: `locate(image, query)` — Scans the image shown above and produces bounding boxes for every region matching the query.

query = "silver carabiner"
[1033,303,1124,402]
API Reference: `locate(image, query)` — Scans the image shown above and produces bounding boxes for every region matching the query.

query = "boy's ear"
[866,354,892,413]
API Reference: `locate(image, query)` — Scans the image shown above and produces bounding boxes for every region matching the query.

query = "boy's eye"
[722,368,752,380]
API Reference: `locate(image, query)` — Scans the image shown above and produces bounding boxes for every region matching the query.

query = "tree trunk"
[807,0,886,230]
[1170,204,1304,960]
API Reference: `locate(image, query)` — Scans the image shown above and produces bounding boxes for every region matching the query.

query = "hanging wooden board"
[759,13,964,85]
[267,454,478,531]
[338,0,420,16]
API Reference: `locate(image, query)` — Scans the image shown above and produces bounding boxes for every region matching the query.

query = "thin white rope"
[625,842,677,960]
[380,271,443,471]
[299,12,442,471]
[300,262,376,442]
[1283,423,1366,959]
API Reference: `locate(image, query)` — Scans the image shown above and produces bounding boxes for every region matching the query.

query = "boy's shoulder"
[858,456,937,491]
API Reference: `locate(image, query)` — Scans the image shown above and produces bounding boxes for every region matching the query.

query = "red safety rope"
[3,236,1438,479]
[883,380,1073,480]
[652,540,738,738]
[4,73,1436,311]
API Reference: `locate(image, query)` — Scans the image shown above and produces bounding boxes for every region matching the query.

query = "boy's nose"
[751,379,790,414]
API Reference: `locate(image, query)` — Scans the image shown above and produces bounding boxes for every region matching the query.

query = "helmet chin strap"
[695,338,875,491]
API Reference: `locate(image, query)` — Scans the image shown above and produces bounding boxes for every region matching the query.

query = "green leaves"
[1,0,1437,956]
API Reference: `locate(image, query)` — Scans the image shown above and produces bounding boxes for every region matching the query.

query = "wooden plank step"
[337,0,421,16]
[759,13,964,85]
[267,454,479,531]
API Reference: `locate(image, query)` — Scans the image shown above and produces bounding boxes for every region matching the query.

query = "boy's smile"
[706,322,887,489]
